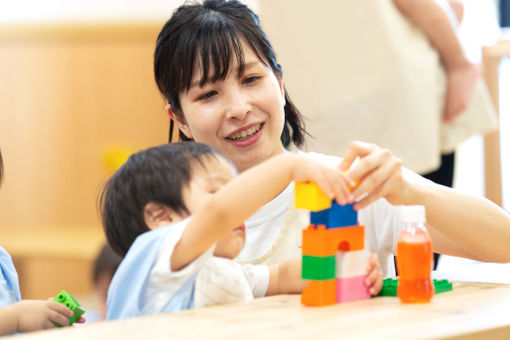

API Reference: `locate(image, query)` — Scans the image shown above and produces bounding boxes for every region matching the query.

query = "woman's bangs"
[197,26,246,87]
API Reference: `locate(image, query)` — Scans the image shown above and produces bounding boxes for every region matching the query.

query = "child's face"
[183,156,246,259]
[175,41,286,173]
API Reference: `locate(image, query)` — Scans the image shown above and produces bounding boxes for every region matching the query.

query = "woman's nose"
[225,89,251,120]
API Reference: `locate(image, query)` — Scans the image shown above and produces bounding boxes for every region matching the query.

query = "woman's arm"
[341,141,510,262]
[172,153,352,271]
[413,181,510,262]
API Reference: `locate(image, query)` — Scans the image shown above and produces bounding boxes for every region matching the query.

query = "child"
[0,150,84,335]
[101,142,383,320]
[89,243,122,321]
[393,0,480,122]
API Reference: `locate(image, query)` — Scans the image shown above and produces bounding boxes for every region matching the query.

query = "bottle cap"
[401,205,426,223]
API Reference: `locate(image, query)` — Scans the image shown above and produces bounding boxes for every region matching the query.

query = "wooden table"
[10,281,510,340]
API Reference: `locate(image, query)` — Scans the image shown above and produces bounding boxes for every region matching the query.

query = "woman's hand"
[339,141,413,210]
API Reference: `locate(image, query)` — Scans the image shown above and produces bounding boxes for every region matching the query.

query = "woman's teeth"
[228,124,261,141]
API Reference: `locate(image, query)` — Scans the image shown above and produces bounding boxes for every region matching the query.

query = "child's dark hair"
[100,142,230,257]
[92,243,122,284]
[154,0,307,147]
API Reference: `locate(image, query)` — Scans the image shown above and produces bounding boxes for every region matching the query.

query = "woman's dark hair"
[100,142,229,257]
[154,0,306,147]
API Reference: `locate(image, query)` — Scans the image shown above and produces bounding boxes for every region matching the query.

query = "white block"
[336,249,370,279]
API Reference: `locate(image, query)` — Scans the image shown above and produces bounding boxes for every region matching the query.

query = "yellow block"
[295,182,332,211]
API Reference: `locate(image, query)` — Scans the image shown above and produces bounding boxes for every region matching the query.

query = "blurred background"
[0,0,509,320]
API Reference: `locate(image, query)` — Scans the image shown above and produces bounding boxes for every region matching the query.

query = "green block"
[53,290,86,327]
[302,255,336,280]
[376,278,453,297]
[433,279,453,294]
[377,278,398,297]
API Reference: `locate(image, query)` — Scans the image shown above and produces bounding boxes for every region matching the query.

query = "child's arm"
[0,300,73,335]
[172,153,353,271]
[266,254,383,296]
[266,258,308,295]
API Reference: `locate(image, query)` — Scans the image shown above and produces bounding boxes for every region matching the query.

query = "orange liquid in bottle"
[396,228,433,303]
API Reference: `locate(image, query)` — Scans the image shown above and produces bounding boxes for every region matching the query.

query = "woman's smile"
[226,122,264,146]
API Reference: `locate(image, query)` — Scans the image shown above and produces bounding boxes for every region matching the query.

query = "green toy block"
[53,290,85,327]
[377,278,399,297]
[302,255,336,280]
[377,278,453,297]
[433,279,453,294]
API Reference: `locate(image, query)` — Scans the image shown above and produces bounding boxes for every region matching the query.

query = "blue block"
[310,202,357,229]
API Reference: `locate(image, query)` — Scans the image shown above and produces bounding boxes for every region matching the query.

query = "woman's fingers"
[347,147,392,193]
[352,155,402,210]
[340,141,405,209]
[339,141,375,172]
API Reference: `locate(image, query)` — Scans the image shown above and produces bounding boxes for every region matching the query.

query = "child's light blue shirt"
[0,246,21,307]
[106,222,197,320]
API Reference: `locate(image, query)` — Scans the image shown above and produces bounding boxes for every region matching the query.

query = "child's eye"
[198,91,217,101]
[243,76,261,85]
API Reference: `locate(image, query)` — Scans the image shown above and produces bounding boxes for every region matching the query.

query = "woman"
[153,0,510,276]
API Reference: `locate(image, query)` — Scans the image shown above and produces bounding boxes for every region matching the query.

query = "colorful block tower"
[296,182,371,306]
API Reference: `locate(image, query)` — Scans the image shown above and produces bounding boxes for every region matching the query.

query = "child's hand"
[10,300,74,332]
[289,153,355,205]
[365,253,383,296]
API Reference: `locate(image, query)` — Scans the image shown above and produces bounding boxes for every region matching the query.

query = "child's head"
[100,142,244,259]
[154,0,306,161]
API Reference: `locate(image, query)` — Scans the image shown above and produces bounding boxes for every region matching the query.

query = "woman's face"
[174,42,286,172]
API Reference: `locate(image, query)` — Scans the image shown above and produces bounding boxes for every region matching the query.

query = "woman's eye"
[198,91,217,101]
[243,76,260,84]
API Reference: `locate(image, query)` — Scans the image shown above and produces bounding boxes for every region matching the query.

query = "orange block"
[301,279,336,306]
[302,225,365,257]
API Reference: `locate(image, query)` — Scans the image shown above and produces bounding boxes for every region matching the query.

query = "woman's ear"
[166,104,193,139]
[144,202,178,230]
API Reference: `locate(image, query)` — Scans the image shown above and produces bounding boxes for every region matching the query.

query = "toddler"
[101,142,383,320]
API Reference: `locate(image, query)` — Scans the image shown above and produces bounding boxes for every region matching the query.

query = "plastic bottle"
[396,205,434,303]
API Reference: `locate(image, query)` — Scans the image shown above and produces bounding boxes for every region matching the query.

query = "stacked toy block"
[296,182,371,306]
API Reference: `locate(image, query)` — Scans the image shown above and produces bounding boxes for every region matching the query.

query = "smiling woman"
[151,0,510,277]
[171,45,287,173]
